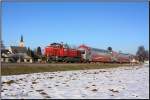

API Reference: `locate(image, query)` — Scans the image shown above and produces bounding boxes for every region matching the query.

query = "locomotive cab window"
[80,50,85,54]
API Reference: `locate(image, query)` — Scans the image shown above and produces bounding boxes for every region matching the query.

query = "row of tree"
[27,46,42,59]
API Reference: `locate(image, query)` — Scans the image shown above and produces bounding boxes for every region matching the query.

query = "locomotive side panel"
[116,53,131,63]
[45,43,82,62]
[78,45,112,63]
[90,48,112,62]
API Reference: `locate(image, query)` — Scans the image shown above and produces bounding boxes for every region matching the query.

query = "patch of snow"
[144,61,149,66]
[1,65,149,99]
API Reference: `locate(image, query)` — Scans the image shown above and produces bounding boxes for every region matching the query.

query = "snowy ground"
[1,64,149,99]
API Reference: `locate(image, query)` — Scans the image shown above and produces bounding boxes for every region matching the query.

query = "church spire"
[19,35,24,47]
[21,35,23,42]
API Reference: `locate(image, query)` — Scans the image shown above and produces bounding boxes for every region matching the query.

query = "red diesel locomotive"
[44,43,82,62]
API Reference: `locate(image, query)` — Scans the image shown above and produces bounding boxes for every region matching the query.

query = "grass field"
[1,63,139,76]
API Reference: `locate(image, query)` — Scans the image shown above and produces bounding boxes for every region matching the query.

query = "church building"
[8,35,33,63]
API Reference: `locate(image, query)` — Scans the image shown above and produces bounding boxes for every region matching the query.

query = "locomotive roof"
[50,43,62,45]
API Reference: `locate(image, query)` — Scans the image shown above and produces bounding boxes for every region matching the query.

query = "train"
[44,43,133,63]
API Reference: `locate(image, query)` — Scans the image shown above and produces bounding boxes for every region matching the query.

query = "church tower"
[19,35,24,47]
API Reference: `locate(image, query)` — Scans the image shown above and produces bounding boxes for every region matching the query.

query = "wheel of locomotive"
[64,57,69,63]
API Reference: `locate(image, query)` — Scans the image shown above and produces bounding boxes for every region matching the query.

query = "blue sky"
[2,2,149,54]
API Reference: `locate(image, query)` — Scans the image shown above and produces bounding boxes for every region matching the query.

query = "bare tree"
[0,40,5,49]
[145,50,149,61]
[136,46,147,62]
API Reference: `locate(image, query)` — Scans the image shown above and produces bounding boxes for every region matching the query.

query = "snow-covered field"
[1,64,149,99]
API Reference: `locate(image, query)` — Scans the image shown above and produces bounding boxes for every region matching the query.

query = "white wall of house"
[5,58,9,62]
[1,58,4,62]
[8,47,13,53]
[30,59,33,63]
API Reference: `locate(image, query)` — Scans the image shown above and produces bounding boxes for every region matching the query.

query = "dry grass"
[1,63,138,76]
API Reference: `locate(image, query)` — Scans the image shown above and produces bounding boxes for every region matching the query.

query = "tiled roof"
[8,53,32,59]
[10,46,27,53]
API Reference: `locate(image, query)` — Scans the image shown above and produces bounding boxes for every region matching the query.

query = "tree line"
[27,46,46,61]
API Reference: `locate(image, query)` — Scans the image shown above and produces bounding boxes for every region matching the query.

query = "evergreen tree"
[37,46,42,56]
[30,50,35,58]
[27,47,31,57]
[33,48,38,58]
